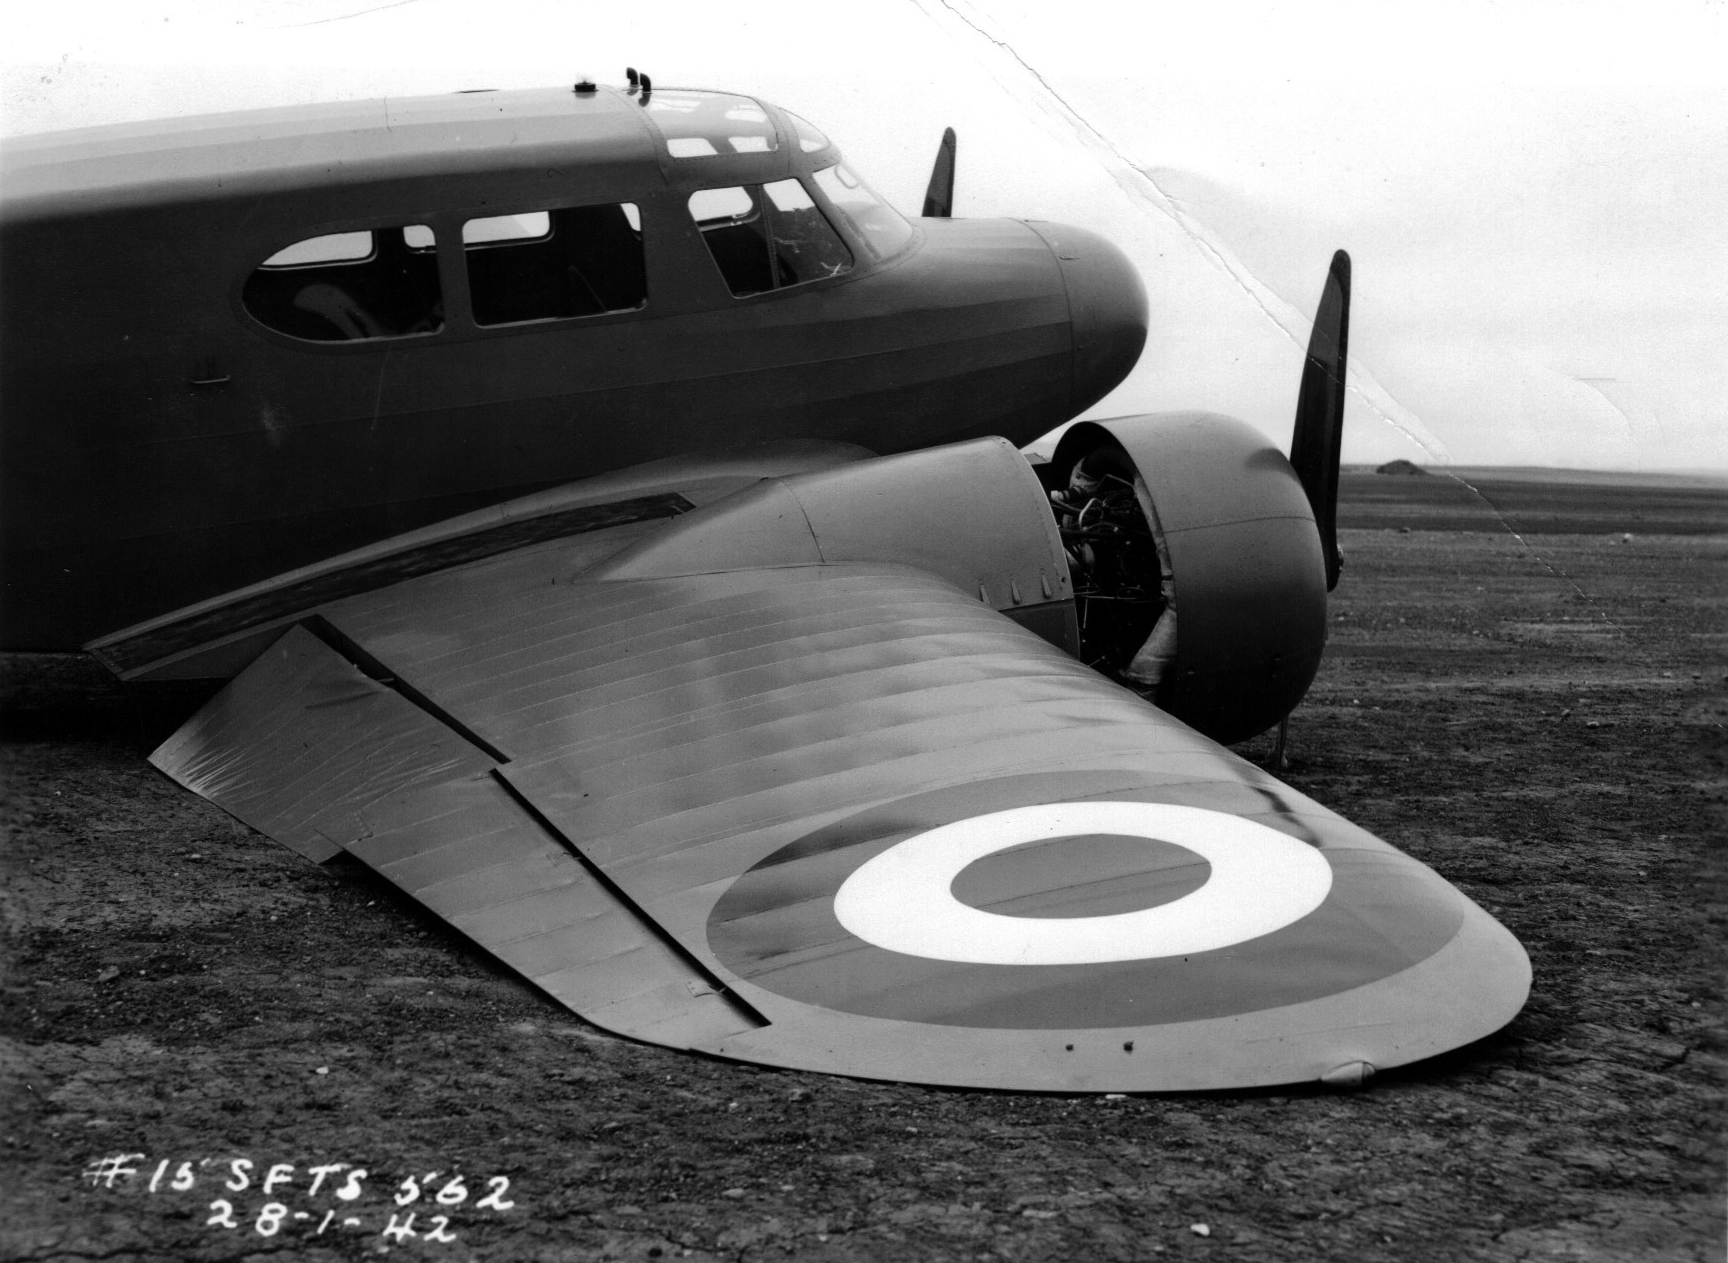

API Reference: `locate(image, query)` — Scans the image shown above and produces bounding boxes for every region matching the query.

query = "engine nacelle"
[1048,412,1328,743]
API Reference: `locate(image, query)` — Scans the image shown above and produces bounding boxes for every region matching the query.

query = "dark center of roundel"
[949,834,1210,919]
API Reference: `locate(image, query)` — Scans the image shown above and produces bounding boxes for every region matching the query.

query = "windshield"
[812,162,913,262]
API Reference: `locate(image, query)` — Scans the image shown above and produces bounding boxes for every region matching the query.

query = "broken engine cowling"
[1046,413,1329,744]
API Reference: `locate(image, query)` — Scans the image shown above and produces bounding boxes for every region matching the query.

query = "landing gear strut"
[1266,715,1291,772]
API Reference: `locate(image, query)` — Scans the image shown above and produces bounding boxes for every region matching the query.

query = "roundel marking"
[705,773,1467,1030]
[832,802,1333,966]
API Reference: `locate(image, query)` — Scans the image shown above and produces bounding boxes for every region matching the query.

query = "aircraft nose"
[1024,221,1148,413]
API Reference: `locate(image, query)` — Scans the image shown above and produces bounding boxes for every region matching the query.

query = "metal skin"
[589,437,1077,648]
[89,437,1080,682]
[16,83,1533,1090]
[140,440,1532,1090]
[87,440,877,681]
[0,85,1145,650]
[1051,413,1330,743]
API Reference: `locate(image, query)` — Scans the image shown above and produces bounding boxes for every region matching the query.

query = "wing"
[145,502,1528,1090]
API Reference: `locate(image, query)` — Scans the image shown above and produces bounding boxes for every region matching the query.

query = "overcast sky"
[5,0,1725,472]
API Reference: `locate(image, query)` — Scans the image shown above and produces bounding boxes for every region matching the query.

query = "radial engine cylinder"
[1046,413,1329,744]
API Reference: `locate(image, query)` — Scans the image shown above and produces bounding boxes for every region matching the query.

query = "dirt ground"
[2,471,1724,1262]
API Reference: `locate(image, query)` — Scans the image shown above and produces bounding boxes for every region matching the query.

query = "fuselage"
[0,84,1146,650]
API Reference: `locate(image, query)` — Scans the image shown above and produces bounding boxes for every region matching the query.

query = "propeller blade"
[1289,250,1351,591]
[921,127,957,218]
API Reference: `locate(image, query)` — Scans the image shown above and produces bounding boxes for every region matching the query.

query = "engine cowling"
[1047,412,1328,744]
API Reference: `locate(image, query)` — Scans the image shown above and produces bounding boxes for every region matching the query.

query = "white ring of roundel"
[832,802,1333,966]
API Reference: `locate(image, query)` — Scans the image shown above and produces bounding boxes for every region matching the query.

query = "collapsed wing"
[144,481,1528,1088]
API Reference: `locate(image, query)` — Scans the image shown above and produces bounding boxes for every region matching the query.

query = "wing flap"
[347,774,765,1046]
[151,624,762,1047]
[150,624,497,861]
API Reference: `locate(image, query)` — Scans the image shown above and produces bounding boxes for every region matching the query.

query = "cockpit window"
[647,92,780,159]
[463,202,646,326]
[761,179,854,283]
[689,179,853,297]
[783,111,831,154]
[812,163,914,262]
[244,224,442,342]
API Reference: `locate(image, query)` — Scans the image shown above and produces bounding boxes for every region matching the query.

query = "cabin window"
[243,224,442,342]
[462,202,646,326]
[688,180,852,298]
[648,92,779,159]
[812,163,914,262]
[261,232,373,267]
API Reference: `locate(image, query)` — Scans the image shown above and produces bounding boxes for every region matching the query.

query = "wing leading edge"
[153,543,1529,1091]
